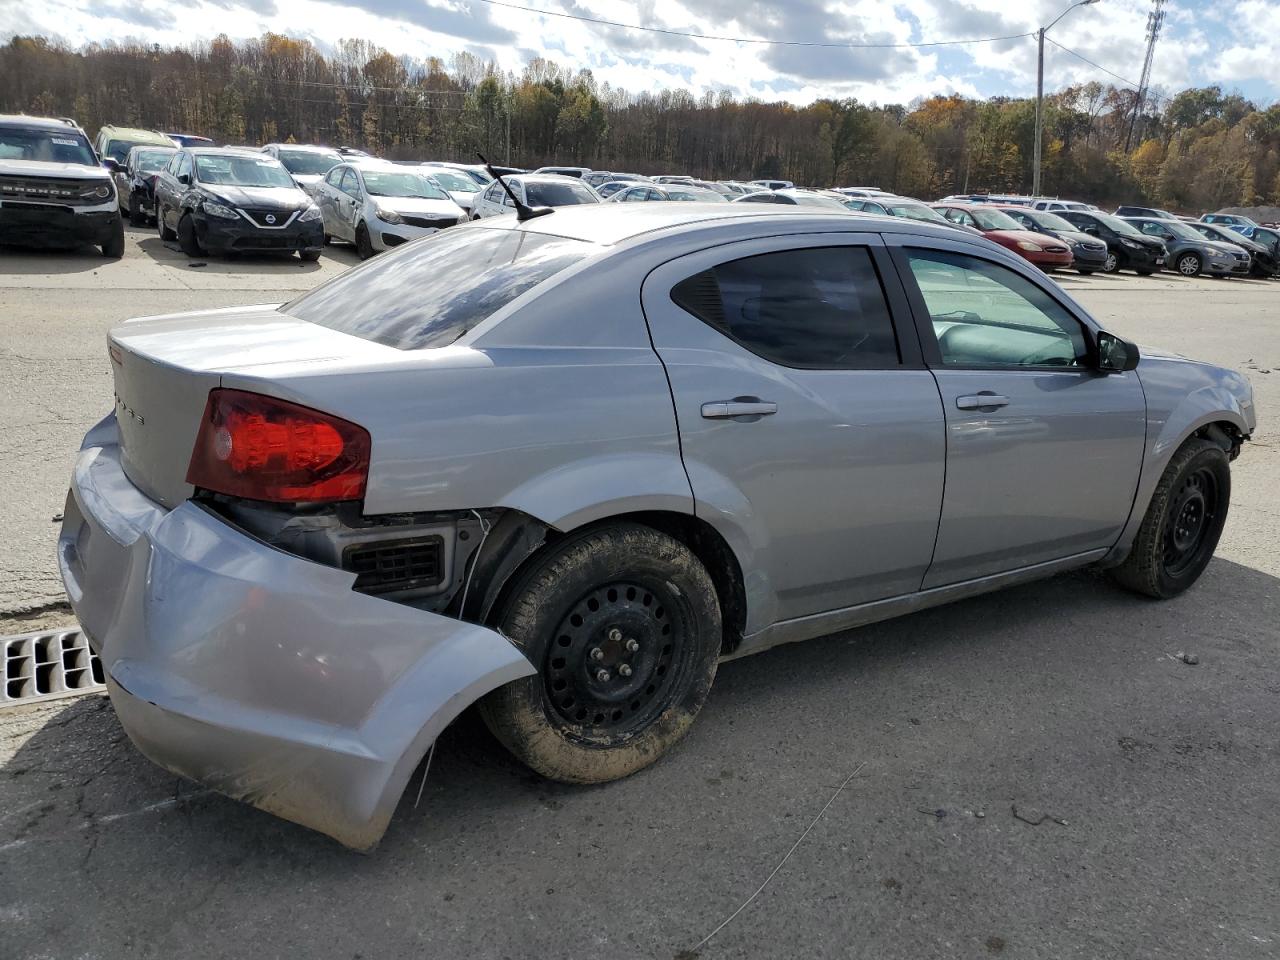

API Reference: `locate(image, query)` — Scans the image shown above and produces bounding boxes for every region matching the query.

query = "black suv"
[153,147,324,259]
[1057,209,1166,274]
[0,114,125,257]
[112,145,177,226]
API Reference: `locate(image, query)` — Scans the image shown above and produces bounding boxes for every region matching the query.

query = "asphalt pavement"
[1,231,1278,959]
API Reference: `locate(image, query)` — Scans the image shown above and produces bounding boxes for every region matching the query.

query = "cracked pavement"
[2,238,1278,959]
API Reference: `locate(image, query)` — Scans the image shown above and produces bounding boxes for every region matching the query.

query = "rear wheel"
[177,213,203,257]
[1109,438,1230,599]
[298,248,321,262]
[1176,252,1203,276]
[355,222,374,260]
[479,523,722,784]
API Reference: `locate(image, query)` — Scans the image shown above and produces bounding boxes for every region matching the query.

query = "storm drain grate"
[1,628,105,708]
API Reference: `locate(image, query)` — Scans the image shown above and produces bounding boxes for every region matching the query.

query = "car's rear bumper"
[58,417,534,850]
[0,201,120,248]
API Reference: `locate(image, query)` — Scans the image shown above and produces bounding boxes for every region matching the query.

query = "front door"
[892,241,1147,588]
[641,233,946,627]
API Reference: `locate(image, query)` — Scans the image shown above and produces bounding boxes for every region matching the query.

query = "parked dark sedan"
[1056,210,1166,275]
[1188,221,1277,277]
[112,145,176,226]
[995,206,1110,275]
[154,148,324,259]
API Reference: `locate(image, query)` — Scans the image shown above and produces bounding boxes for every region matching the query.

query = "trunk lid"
[108,304,397,508]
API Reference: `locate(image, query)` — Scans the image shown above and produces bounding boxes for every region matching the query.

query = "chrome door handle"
[956,394,1010,410]
[701,399,778,419]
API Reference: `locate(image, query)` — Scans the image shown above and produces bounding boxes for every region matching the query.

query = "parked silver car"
[312,161,465,258]
[60,205,1255,850]
[470,173,600,219]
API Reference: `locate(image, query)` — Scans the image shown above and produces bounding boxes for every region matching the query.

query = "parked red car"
[930,203,1074,270]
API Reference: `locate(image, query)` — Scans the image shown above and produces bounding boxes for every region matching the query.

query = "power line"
[473,0,1035,48]
[1045,36,1171,108]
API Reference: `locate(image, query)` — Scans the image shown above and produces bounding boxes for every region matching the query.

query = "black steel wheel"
[355,222,375,260]
[1110,437,1231,598]
[177,213,203,257]
[480,523,722,783]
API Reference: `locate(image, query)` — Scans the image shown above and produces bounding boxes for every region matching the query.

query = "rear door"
[889,236,1146,588]
[641,233,946,624]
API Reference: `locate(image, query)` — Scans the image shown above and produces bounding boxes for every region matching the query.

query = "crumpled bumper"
[57,418,535,850]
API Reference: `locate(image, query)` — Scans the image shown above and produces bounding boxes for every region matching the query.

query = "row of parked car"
[2,114,1276,281]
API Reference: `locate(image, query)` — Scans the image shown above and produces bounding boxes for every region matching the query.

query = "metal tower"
[1125,0,1167,151]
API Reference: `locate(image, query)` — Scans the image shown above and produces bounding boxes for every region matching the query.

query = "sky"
[1,0,1277,108]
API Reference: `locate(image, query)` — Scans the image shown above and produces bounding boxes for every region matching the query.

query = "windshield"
[887,203,948,224]
[284,228,591,349]
[1022,211,1074,232]
[362,170,448,199]
[196,154,297,189]
[969,208,1024,231]
[1094,213,1144,238]
[134,149,174,173]
[275,149,342,176]
[526,180,599,206]
[426,170,480,193]
[0,125,96,165]
[667,188,728,202]
[1158,220,1208,241]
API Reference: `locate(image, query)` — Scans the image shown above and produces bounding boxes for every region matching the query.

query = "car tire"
[1102,252,1120,273]
[1136,270,1155,276]
[177,214,203,257]
[298,248,321,262]
[157,206,176,242]
[322,233,331,245]
[479,522,722,784]
[1077,269,1094,276]
[1109,438,1230,599]
[100,216,125,259]
[355,222,374,260]
[128,194,148,227]
[1176,253,1202,277]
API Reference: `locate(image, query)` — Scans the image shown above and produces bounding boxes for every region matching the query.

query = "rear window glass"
[282,227,591,350]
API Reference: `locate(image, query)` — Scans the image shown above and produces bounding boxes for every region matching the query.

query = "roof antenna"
[477,152,553,222]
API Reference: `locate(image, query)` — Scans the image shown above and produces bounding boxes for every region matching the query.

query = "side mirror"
[1097,332,1140,373]
[102,158,121,173]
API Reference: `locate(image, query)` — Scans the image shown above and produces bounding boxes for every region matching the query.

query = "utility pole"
[1032,0,1100,198]
[1125,0,1167,152]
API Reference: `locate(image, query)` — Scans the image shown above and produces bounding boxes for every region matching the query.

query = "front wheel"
[177,213,203,257]
[1109,438,1230,599]
[355,222,375,260]
[1176,252,1202,276]
[479,523,722,784]
[157,206,176,242]
[1102,252,1120,273]
[128,193,148,227]
[298,248,321,262]
[100,216,125,259]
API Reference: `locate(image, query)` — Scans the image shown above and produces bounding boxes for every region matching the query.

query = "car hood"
[1059,229,1104,247]
[1203,239,1247,255]
[445,189,476,209]
[371,195,464,217]
[987,228,1064,247]
[0,158,110,180]
[202,184,310,209]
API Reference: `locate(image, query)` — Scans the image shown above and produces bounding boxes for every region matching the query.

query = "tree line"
[2,33,1277,213]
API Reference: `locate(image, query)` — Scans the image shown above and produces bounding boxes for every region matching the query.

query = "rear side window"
[282,227,591,350]
[670,247,901,369]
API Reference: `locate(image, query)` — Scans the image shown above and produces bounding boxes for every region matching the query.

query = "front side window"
[339,168,361,197]
[906,250,1088,368]
[324,166,345,187]
[283,229,592,350]
[670,246,901,369]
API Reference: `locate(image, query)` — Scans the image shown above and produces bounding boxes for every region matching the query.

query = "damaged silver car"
[59,202,1256,849]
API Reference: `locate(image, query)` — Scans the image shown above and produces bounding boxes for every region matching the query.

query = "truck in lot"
[0,114,125,257]
[59,203,1255,850]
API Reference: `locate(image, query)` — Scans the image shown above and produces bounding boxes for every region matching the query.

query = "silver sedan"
[61,204,1256,849]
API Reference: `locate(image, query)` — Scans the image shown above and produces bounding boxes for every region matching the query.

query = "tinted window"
[283,228,591,350]
[525,181,598,206]
[906,250,1088,367]
[670,247,900,369]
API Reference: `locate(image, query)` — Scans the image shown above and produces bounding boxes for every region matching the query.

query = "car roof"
[188,146,281,158]
[513,173,593,184]
[469,202,961,247]
[0,114,84,130]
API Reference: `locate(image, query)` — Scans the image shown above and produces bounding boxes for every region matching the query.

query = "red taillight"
[186,388,370,503]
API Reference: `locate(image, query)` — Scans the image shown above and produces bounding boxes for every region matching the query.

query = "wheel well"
[477,510,749,656]
[1194,420,1245,460]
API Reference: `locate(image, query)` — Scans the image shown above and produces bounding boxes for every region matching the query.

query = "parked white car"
[418,165,483,214]
[470,174,601,219]
[259,143,344,197]
[312,161,465,258]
